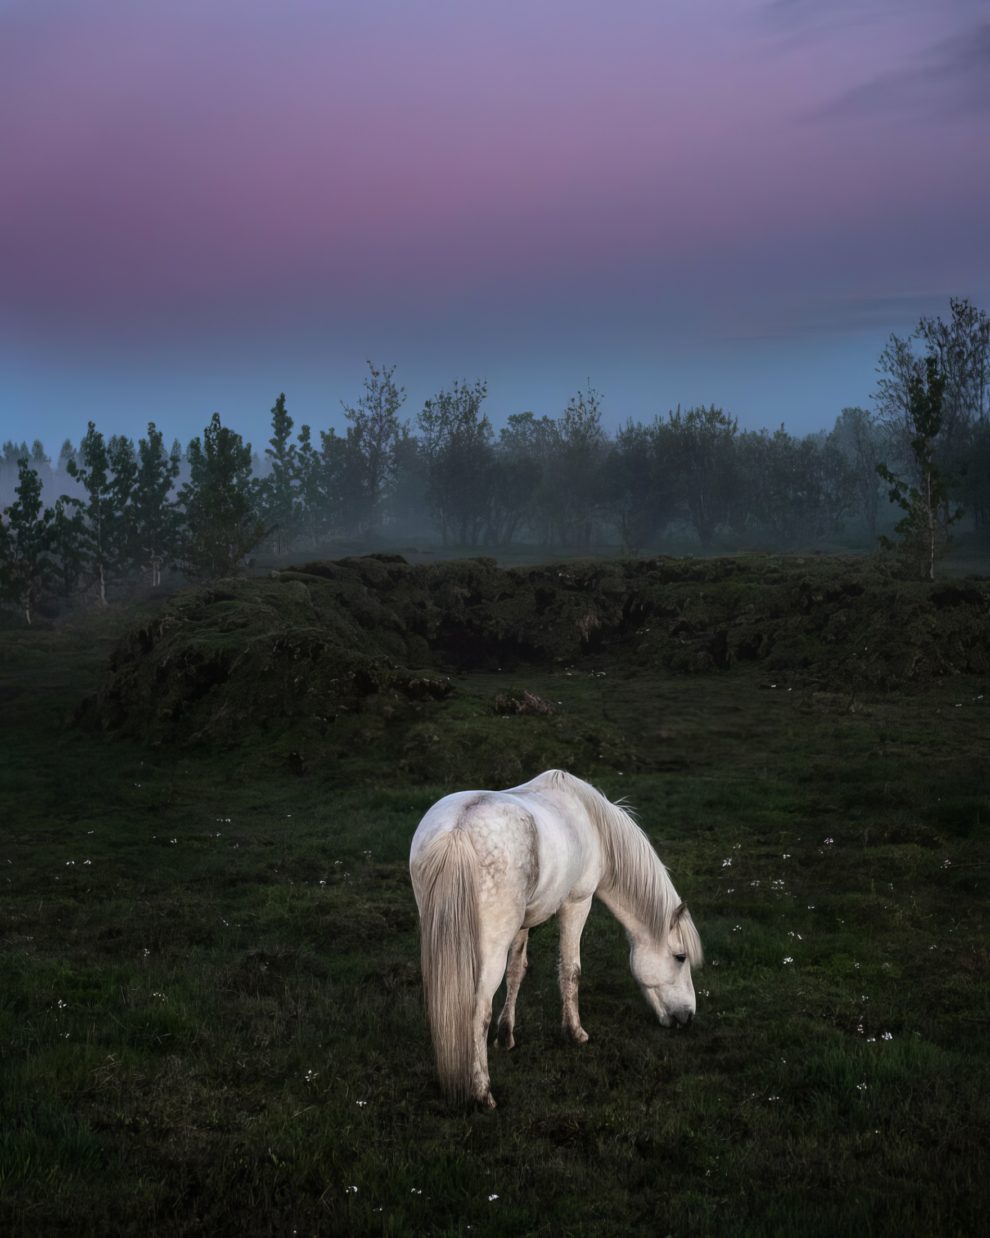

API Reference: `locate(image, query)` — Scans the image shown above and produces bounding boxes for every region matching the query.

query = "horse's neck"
[595,884,655,946]
[589,803,675,948]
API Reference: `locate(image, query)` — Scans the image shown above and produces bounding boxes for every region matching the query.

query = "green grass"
[1,598,988,1236]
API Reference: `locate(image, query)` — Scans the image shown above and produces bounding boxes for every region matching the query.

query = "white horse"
[409,769,703,1108]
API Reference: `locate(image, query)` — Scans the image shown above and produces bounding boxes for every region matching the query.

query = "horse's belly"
[521,896,565,928]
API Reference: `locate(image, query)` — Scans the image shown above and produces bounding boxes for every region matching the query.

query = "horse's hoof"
[476,1091,496,1110]
[496,1030,516,1051]
[568,1026,590,1045]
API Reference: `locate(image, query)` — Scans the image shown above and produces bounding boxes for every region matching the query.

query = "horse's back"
[410,782,601,927]
[411,790,538,888]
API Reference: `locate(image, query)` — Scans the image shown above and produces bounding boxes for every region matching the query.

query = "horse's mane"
[536,770,703,965]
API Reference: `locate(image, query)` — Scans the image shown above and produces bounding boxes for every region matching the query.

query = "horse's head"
[629,902,701,1028]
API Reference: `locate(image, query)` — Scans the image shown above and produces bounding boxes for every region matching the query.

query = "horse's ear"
[673,901,687,923]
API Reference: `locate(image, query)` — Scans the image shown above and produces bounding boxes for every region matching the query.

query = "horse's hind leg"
[558,896,593,1044]
[471,922,526,1108]
[496,928,529,1050]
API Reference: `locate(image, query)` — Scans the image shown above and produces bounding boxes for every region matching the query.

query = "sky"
[1,0,988,452]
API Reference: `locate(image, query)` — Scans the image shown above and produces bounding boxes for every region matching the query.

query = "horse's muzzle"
[673,1010,694,1028]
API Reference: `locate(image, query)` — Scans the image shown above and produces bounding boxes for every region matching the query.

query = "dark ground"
[1,554,988,1235]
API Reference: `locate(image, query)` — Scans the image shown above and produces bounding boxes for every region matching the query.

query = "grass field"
[1,571,988,1236]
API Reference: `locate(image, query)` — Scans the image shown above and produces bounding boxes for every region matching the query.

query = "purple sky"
[2,0,988,451]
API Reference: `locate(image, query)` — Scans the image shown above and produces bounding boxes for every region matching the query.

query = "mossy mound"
[629,559,990,686]
[82,574,454,749]
[82,554,990,775]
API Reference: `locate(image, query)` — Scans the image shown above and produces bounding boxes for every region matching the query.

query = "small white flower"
[881,1031,893,1041]
[856,1082,867,1092]
[733,924,742,933]
[782,956,794,965]
[355,1100,367,1107]
[721,858,733,868]
[488,1194,499,1202]
[345,1185,358,1194]
[823,837,834,846]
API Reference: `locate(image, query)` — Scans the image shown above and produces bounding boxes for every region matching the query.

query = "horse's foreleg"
[496,928,529,1050]
[558,896,593,1044]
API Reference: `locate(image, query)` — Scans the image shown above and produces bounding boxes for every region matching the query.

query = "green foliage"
[259,393,299,554]
[178,413,265,579]
[737,425,854,547]
[666,405,738,547]
[875,297,990,534]
[877,354,962,580]
[0,459,55,623]
[829,407,882,540]
[132,422,181,586]
[551,384,609,551]
[7,294,990,602]
[419,378,494,545]
[340,361,407,532]
[66,422,117,605]
[602,419,672,553]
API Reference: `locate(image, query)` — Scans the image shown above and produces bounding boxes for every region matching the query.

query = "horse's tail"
[415,828,480,1103]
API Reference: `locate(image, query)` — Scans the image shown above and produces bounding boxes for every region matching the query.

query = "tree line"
[2,299,988,621]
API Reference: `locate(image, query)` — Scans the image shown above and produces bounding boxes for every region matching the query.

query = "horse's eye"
[674,953,687,964]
